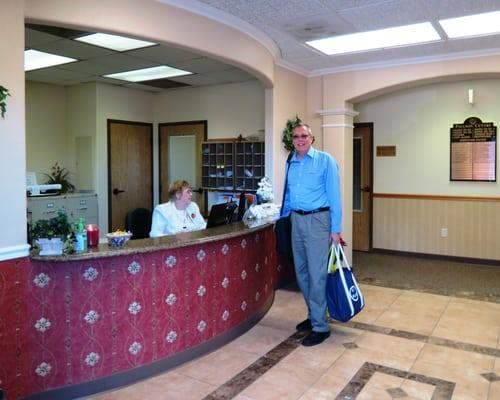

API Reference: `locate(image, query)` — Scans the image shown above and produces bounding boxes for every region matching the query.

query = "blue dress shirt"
[281,147,342,233]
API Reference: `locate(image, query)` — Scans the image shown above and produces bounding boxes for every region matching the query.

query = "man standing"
[281,123,342,346]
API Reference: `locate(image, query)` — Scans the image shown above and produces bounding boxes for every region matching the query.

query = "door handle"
[193,187,204,194]
[361,186,371,192]
[113,188,125,195]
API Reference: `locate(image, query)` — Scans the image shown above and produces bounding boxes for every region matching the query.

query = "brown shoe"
[302,330,330,347]
[296,319,312,332]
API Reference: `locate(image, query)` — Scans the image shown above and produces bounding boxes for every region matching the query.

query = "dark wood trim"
[354,122,374,251]
[371,248,500,267]
[107,119,154,230]
[373,193,500,202]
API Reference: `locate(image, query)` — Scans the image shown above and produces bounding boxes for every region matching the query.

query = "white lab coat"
[149,201,206,237]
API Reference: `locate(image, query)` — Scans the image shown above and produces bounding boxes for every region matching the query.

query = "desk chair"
[125,208,152,240]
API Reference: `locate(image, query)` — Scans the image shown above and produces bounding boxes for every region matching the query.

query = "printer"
[26,172,62,196]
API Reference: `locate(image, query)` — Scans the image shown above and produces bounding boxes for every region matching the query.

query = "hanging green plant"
[282,115,302,152]
[0,85,11,119]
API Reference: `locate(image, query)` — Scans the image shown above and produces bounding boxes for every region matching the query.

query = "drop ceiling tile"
[90,53,159,70]
[269,11,354,41]
[337,0,429,31]
[32,38,115,60]
[201,0,329,24]
[204,68,256,82]
[422,0,500,19]
[57,60,124,75]
[25,28,62,48]
[127,45,203,64]
[26,67,92,80]
[121,82,165,92]
[170,57,234,73]
[169,74,224,86]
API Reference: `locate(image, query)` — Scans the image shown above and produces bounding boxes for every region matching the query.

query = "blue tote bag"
[326,244,365,322]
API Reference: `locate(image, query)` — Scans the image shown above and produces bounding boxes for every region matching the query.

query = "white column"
[0,0,29,259]
[317,107,359,261]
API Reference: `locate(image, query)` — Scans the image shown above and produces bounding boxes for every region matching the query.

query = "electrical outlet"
[440,228,448,238]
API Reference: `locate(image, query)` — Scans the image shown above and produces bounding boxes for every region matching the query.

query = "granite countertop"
[30,221,272,262]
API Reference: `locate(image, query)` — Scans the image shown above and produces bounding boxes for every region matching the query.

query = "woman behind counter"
[150,180,207,237]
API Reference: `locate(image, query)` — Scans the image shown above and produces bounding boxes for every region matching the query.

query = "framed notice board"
[450,117,496,181]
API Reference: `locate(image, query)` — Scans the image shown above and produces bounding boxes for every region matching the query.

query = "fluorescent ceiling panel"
[306,22,441,55]
[104,65,192,82]
[25,49,77,71]
[75,33,156,51]
[439,10,500,39]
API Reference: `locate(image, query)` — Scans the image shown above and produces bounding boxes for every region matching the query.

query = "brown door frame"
[107,119,154,230]
[158,120,208,211]
[353,122,374,251]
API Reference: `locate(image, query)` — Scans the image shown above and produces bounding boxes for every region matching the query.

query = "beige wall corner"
[267,66,307,204]
[0,0,27,252]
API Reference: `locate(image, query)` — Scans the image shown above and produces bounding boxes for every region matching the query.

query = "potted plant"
[43,162,75,193]
[0,85,10,118]
[282,115,303,152]
[29,211,75,255]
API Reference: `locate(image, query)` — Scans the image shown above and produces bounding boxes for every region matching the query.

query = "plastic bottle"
[75,216,87,252]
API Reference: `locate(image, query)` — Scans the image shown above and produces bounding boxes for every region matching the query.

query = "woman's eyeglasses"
[292,134,310,140]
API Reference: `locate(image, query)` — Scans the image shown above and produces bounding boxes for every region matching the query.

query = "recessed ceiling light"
[439,10,500,39]
[104,66,192,82]
[306,22,441,55]
[74,33,156,51]
[25,49,77,71]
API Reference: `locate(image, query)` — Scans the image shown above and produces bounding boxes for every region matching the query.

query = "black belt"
[292,207,330,215]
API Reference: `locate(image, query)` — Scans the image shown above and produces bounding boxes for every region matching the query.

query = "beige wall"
[374,197,500,260]
[0,0,27,257]
[26,82,68,182]
[268,66,307,202]
[355,79,499,259]
[154,80,264,139]
[67,83,98,191]
[356,79,500,196]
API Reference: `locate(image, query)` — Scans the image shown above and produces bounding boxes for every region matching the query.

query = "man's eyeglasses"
[292,134,310,140]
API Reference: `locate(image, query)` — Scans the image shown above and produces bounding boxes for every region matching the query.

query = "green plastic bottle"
[75,216,87,252]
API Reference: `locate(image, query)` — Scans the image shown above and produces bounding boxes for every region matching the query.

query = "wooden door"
[159,121,207,214]
[352,123,373,251]
[108,120,153,231]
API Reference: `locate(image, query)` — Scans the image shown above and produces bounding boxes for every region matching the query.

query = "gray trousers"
[291,210,331,332]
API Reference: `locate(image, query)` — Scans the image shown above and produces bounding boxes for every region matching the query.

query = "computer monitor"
[206,202,238,228]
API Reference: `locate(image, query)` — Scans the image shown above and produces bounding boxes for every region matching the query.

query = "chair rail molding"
[317,108,360,117]
[0,244,30,261]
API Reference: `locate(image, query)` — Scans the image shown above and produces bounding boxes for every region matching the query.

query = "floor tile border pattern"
[202,331,307,400]
[358,279,500,304]
[201,317,498,400]
[341,320,500,358]
[335,362,455,400]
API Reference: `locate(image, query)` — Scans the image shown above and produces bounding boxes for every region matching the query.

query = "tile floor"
[88,284,500,400]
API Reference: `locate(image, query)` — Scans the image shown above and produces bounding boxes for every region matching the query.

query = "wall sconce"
[468,88,474,105]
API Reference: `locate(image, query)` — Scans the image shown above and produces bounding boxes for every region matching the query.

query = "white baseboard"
[0,244,30,261]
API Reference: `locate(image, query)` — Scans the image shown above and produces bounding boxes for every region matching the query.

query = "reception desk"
[0,222,294,400]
